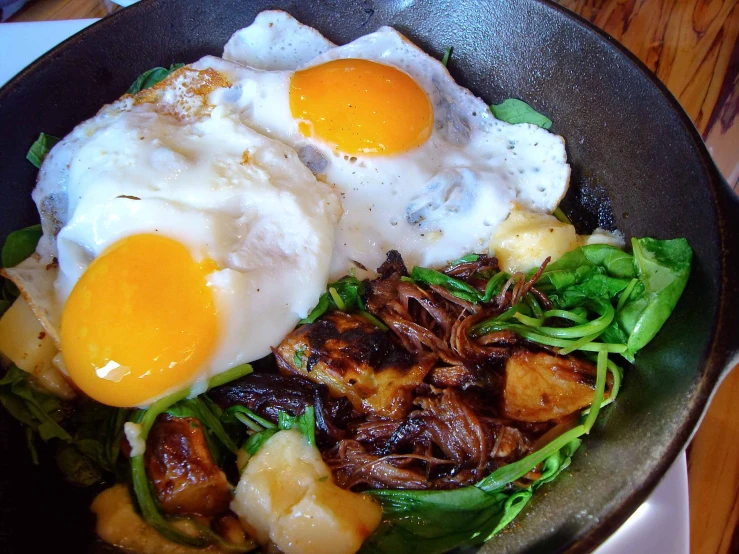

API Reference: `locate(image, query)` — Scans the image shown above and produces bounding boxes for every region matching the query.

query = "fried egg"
[201,10,570,277]
[5,11,570,408]
[8,67,340,407]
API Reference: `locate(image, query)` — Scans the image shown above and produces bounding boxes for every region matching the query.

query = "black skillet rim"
[0,1,733,552]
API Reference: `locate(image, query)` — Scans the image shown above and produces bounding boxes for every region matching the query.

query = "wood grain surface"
[7,0,739,552]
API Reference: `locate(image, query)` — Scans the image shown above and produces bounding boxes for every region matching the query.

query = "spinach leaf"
[26,133,60,168]
[362,437,581,554]
[67,399,130,474]
[224,404,316,456]
[277,406,316,447]
[56,442,105,487]
[0,366,127,484]
[490,98,552,129]
[243,428,278,456]
[483,239,691,361]
[0,365,70,445]
[537,244,635,292]
[300,275,365,323]
[617,238,692,351]
[550,268,632,308]
[362,486,512,554]
[449,253,480,265]
[2,224,42,268]
[441,46,452,67]
[166,397,238,454]
[410,266,482,303]
[127,63,185,94]
[1,223,44,315]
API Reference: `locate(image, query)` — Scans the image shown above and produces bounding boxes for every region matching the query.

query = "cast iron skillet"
[0,0,737,552]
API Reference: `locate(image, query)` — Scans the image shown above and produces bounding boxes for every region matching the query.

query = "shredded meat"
[324,388,532,489]
[442,254,498,281]
[210,251,603,492]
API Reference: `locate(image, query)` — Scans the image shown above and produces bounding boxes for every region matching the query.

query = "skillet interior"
[0,1,730,552]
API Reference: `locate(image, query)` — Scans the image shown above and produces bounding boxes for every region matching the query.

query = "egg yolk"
[290,59,433,155]
[61,234,218,407]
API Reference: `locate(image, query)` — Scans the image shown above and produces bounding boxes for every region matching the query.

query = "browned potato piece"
[92,485,225,554]
[275,311,434,419]
[145,414,232,516]
[502,350,611,422]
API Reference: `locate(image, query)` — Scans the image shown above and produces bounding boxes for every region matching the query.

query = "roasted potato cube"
[489,209,578,273]
[502,350,611,422]
[92,484,224,554]
[275,311,433,419]
[145,414,232,516]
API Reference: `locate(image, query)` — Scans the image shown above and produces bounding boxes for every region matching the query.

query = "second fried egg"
[202,10,570,277]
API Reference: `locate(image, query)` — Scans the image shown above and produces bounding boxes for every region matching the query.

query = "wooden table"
[8,1,739,552]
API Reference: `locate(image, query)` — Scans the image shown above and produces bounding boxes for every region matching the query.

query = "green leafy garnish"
[361,436,581,554]
[410,266,483,303]
[293,346,306,368]
[0,365,70,445]
[441,46,452,67]
[1,223,44,317]
[553,207,571,224]
[26,133,60,168]
[300,275,365,323]
[207,363,252,389]
[502,239,693,360]
[223,405,276,431]
[56,442,105,487]
[2,224,42,269]
[230,404,317,458]
[619,238,692,351]
[449,253,480,265]
[490,98,553,129]
[166,397,238,454]
[0,366,128,484]
[358,310,389,331]
[277,406,316,447]
[127,63,185,94]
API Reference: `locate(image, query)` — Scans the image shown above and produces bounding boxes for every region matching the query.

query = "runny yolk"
[60,234,218,407]
[290,58,433,155]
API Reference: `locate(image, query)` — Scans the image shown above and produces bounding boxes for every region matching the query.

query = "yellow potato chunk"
[502,350,611,422]
[91,485,222,554]
[0,296,73,398]
[232,429,382,554]
[489,210,578,273]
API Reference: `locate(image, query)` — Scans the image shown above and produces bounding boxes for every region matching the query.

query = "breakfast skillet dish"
[0,11,692,554]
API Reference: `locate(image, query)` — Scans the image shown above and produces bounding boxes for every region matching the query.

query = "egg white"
[203,11,570,277]
[19,68,340,404]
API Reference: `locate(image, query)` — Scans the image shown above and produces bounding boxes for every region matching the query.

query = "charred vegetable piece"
[502,350,611,422]
[145,414,232,516]
[275,311,434,419]
[209,372,353,446]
